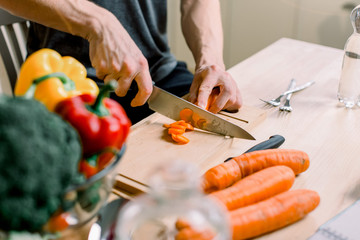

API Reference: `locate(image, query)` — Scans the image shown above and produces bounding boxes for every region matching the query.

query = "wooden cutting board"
[113,105,266,198]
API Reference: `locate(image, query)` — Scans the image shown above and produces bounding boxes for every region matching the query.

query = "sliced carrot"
[230,189,320,240]
[191,113,207,129]
[169,124,187,131]
[168,127,186,135]
[185,123,194,131]
[180,108,193,122]
[175,218,192,230]
[196,119,207,129]
[210,166,295,210]
[164,118,195,144]
[175,227,216,240]
[177,121,195,131]
[191,113,200,127]
[170,120,186,125]
[171,134,190,144]
[164,121,188,130]
[202,149,310,193]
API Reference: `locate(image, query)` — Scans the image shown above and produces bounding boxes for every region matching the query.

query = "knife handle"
[224,135,285,162]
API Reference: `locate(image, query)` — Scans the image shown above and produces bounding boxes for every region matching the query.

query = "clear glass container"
[114,160,230,240]
[338,4,360,108]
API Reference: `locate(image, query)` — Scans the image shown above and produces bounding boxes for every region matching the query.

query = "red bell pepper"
[55,81,131,156]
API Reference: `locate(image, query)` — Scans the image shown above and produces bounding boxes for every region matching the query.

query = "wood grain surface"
[113,38,360,239]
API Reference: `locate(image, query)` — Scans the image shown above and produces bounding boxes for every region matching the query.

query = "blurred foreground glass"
[115,160,230,240]
[338,4,360,108]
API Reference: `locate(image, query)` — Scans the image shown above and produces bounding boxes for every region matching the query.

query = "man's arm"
[180,0,242,112]
[0,0,100,39]
[0,0,152,106]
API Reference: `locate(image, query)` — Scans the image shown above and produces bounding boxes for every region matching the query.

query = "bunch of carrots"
[174,149,320,240]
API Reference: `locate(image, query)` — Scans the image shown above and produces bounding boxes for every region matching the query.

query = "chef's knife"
[147,85,255,140]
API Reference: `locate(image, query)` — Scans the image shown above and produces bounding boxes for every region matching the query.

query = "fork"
[260,80,315,107]
[280,79,296,112]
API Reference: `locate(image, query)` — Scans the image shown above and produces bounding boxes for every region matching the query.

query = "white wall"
[167,0,357,71]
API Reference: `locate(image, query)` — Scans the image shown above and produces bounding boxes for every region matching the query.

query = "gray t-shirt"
[26,0,177,82]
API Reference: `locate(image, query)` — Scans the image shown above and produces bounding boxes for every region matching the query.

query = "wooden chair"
[0,8,28,92]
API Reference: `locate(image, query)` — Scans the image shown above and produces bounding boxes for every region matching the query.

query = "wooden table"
[113,38,360,239]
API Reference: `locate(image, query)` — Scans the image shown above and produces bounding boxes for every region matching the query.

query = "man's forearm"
[0,0,109,40]
[180,0,225,70]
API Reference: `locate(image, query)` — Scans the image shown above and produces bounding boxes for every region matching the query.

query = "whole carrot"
[230,189,320,240]
[202,160,240,193]
[210,165,295,210]
[202,149,309,193]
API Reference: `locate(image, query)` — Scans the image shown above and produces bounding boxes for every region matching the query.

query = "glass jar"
[337,4,360,108]
[114,160,230,240]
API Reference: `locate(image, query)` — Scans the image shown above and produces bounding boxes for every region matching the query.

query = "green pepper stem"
[87,80,118,117]
[85,154,98,166]
[23,72,76,99]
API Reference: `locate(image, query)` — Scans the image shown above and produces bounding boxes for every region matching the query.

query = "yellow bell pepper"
[14,48,99,111]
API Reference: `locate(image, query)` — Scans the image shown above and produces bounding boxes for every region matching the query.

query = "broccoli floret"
[0,95,82,232]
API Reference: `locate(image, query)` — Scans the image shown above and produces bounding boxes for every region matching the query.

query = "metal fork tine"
[260,78,296,107]
[280,79,297,112]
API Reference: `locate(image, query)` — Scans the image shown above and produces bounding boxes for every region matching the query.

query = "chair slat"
[0,9,28,92]
[0,28,18,91]
[5,25,23,68]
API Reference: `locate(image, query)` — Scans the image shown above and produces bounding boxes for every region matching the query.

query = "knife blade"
[147,85,255,140]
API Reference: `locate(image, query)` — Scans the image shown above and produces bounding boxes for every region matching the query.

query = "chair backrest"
[0,8,28,92]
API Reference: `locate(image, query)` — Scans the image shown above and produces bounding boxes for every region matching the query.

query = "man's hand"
[188,64,242,113]
[0,0,153,107]
[180,0,242,113]
[87,12,153,107]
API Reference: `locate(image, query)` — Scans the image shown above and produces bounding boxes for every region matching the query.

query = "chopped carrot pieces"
[177,121,194,131]
[175,226,216,240]
[175,218,192,230]
[168,127,186,135]
[171,134,190,144]
[163,123,171,128]
[197,119,207,129]
[170,120,186,125]
[179,108,193,122]
[163,110,196,144]
[170,124,187,130]
[191,113,207,129]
